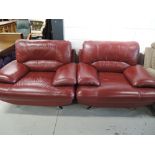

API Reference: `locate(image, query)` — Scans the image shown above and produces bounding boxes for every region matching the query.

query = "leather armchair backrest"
[15,40,72,71]
[79,41,139,72]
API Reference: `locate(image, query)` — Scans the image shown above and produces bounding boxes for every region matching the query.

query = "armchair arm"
[53,63,76,86]
[124,65,155,87]
[77,63,100,86]
[0,60,29,83]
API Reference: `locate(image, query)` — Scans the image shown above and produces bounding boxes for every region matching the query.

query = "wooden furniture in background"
[0,33,22,56]
[0,20,16,33]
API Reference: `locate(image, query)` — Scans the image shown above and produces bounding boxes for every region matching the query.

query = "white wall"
[63,0,155,53]
[4,0,155,53]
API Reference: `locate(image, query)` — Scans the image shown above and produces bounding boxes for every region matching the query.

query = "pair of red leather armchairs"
[0,40,155,108]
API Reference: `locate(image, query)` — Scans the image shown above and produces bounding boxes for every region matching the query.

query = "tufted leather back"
[15,40,72,71]
[79,41,140,72]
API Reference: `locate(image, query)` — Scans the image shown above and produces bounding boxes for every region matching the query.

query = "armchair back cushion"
[79,41,139,72]
[15,40,72,71]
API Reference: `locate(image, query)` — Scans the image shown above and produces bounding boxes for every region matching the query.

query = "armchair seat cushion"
[77,72,155,107]
[0,72,74,106]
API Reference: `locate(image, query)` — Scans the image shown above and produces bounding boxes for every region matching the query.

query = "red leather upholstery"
[0,40,76,106]
[124,65,155,87]
[16,40,72,63]
[0,60,29,83]
[53,63,77,86]
[77,72,155,107]
[77,41,155,107]
[0,72,74,106]
[77,63,100,86]
[92,61,130,72]
[16,40,72,71]
[79,41,139,66]
[24,60,63,71]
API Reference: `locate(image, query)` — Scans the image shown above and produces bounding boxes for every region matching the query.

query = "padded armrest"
[124,65,155,87]
[53,63,76,86]
[77,63,100,86]
[0,60,29,83]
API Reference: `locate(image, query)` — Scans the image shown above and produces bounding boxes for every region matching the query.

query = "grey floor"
[0,100,155,135]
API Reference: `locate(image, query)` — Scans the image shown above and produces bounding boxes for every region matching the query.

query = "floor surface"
[0,101,155,135]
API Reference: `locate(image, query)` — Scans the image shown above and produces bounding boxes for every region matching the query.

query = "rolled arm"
[124,65,155,87]
[0,60,29,84]
[53,63,77,86]
[77,63,100,86]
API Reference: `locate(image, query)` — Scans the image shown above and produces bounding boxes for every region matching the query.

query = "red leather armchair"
[0,40,76,106]
[77,41,155,108]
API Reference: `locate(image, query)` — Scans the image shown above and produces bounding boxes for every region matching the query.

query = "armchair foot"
[147,105,155,116]
[87,106,92,110]
[59,106,63,109]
